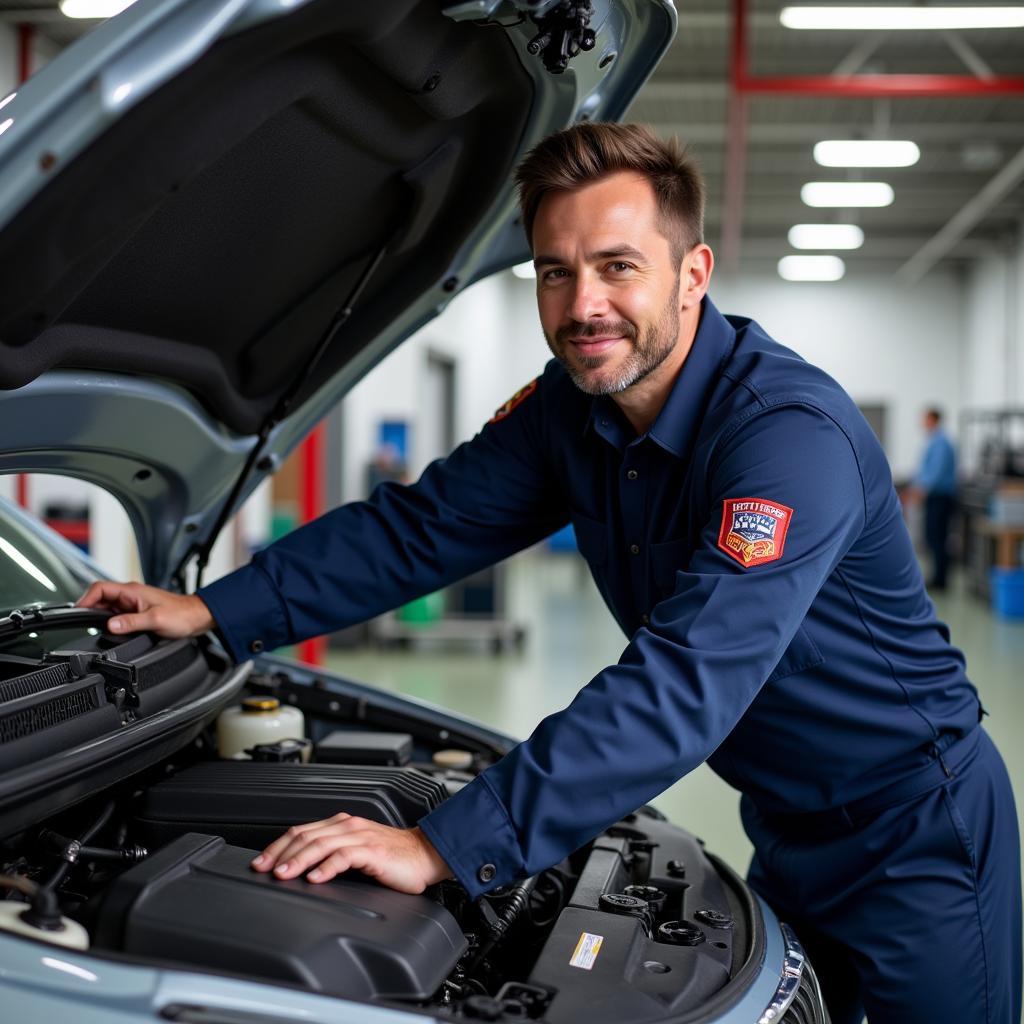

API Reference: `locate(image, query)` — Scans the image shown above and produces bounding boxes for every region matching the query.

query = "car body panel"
[0,882,787,1024]
[0,0,676,584]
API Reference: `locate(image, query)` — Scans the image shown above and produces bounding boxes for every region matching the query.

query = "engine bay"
[0,627,760,1023]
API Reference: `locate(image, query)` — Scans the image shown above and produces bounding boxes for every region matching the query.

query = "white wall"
[341,274,549,500]
[711,270,967,479]
[962,229,1024,412]
[343,267,969,491]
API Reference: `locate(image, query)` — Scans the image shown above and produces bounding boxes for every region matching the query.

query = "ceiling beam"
[942,31,995,80]
[899,143,1024,282]
[644,121,1024,144]
[736,237,997,258]
[831,32,887,77]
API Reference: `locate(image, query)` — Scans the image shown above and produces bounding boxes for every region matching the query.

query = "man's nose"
[566,273,609,322]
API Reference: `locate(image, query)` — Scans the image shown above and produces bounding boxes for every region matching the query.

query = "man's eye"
[608,262,633,273]
[541,268,568,281]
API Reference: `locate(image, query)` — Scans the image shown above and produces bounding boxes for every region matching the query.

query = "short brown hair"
[514,122,705,264]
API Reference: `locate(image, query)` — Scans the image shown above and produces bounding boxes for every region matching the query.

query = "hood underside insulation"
[0,0,531,434]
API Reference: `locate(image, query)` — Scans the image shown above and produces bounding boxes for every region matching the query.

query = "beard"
[545,280,681,396]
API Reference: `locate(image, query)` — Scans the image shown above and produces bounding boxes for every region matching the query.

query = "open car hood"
[0,0,675,584]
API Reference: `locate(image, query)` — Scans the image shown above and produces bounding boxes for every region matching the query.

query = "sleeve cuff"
[197,562,293,662]
[419,772,526,900]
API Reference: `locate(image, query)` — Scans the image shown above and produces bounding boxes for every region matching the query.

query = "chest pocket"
[570,511,607,569]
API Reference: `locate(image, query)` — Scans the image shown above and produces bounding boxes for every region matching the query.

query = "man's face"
[531,172,684,396]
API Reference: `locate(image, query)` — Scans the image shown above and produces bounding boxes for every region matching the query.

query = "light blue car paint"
[0,883,794,1023]
[0,928,427,1023]
[0,0,677,585]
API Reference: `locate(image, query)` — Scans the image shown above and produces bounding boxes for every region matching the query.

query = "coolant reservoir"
[217,696,305,759]
[0,903,90,950]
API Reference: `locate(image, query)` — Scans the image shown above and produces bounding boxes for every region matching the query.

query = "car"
[0,1,828,1021]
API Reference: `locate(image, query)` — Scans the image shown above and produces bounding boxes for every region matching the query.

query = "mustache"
[556,319,637,345]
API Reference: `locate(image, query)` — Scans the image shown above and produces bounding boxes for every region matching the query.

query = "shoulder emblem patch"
[489,378,539,424]
[717,497,794,568]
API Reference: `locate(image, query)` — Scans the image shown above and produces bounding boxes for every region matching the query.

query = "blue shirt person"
[77,124,1020,1024]
[914,407,957,589]
[916,410,957,496]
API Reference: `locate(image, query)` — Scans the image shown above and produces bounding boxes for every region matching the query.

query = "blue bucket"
[991,568,1024,619]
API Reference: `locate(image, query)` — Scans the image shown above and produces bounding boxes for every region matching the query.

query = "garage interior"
[1,0,1023,886]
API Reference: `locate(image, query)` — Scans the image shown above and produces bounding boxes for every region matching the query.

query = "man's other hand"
[251,815,452,894]
[77,581,214,638]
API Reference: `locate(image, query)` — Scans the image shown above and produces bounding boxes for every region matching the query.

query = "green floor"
[324,550,1024,878]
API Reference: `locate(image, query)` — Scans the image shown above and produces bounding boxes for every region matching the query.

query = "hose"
[39,800,117,892]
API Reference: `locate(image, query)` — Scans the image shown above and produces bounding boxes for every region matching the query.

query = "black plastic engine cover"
[135,760,447,849]
[95,833,467,1001]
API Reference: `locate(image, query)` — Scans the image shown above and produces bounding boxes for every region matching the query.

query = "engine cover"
[95,833,467,1002]
[135,760,448,849]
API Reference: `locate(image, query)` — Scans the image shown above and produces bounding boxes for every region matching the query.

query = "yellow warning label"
[569,931,604,970]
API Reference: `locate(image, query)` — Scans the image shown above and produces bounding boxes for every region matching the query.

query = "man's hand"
[251,814,452,894]
[77,581,214,638]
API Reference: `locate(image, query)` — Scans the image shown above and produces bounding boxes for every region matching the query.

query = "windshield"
[0,497,95,615]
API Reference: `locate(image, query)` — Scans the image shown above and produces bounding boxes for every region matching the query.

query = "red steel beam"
[732,0,1024,97]
[718,0,1024,267]
[297,423,327,667]
[737,74,1024,97]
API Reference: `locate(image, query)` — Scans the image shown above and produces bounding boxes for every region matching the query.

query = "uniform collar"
[585,296,736,460]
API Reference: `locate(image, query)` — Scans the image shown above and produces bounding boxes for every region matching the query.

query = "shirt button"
[630,544,640,555]
[478,863,496,884]
[249,639,264,654]
[642,613,650,625]
[627,470,639,480]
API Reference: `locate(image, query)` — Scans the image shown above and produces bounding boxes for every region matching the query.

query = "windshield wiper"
[0,604,113,641]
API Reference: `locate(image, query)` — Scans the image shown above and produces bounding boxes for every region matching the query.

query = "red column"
[297,423,327,666]
[17,23,34,84]
[14,24,35,510]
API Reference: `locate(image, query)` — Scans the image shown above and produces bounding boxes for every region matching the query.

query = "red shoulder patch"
[717,497,794,568]
[488,378,539,424]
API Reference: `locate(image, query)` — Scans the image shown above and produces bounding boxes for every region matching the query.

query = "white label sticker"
[569,931,604,970]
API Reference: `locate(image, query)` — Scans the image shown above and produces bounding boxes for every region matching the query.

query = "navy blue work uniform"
[200,298,1021,1023]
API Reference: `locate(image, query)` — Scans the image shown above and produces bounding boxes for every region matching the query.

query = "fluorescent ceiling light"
[778,255,846,282]
[512,261,536,279]
[814,140,920,168]
[801,181,894,207]
[0,92,15,112]
[780,6,1024,30]
[0,119,12,138]
[60,0,137,18]
[788,224,865,250]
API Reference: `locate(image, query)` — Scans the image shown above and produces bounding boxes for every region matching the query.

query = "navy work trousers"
[924,492,955,590]
[742,729,1021,1023]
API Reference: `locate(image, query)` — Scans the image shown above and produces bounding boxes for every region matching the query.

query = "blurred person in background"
[912,407,957,591]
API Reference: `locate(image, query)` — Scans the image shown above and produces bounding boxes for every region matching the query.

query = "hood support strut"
[176,242,391,593]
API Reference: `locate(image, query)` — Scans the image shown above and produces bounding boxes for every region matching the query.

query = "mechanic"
[79,123,1021,1024]
[911,406,958,591]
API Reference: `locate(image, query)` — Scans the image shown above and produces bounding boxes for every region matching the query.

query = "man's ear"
[680,244,714,310]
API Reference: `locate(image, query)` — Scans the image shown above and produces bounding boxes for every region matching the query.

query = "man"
[79,124,1020,1023]
[913,407,957,590]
